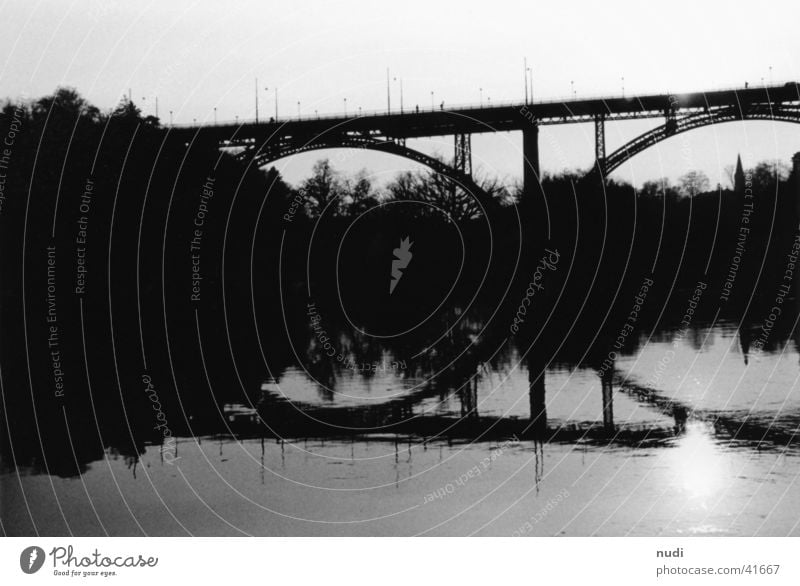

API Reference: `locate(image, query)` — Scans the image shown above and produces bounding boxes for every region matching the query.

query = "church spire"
[734,154,746,196]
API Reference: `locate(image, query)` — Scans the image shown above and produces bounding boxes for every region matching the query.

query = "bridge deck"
[169,83,800,144]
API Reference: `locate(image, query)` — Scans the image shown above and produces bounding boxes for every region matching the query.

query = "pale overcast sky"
[2,0,799,187]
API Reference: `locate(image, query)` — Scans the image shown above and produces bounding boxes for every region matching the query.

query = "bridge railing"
[167,80,799,129]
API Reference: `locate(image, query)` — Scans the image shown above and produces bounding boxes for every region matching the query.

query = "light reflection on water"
[668,422,728,502]
[4,424,797,536]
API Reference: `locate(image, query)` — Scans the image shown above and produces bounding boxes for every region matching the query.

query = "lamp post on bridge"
[169,110,173,126]
[297,101,301,118]
[386,67,391,113]
[529,69,533,103]
[479,87,483,107]
[621,76,625,97]
[141,96,149,117]
[266,87,277,121]
[343,97,347,116]
[214,107,217,125]
[524,57,528,104]
[526,66,533,104]
[393,76,404,113]
[430,91,434,110]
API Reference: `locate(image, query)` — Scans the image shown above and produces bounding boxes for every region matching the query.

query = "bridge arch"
[233,133,502,215]
[601,105,800,177]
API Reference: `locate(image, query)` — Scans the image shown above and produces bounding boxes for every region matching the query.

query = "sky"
[2,0,799,188]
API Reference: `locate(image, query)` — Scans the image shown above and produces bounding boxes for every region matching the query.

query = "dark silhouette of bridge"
[170,82,800,204]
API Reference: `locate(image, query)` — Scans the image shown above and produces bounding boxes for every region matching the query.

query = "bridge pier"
[793,152,800,222]
[528,361,547,437]
[454,133,472,176]
[601,370,615,432]
[594,114,606,177]
[522,124,540,202]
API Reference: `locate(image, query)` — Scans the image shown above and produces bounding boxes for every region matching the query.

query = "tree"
[749,160,790,193]
[111,96,143,121]
[344,170,379,215]
[33,86,101,122]
[639,177,677,199]
[299,159,345,217]
[677,170,710,197]
[385,167,488,223]
[723,164,736,189]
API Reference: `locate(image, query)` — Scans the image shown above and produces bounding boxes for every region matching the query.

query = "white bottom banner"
[1,537,797,584]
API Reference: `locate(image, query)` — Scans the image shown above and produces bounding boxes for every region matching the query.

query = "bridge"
[170,82,800,205]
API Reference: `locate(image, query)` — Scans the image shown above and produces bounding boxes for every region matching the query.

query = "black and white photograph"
[1,0,799,582]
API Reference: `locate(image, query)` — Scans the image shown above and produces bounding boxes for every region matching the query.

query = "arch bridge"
[170,82,800,205]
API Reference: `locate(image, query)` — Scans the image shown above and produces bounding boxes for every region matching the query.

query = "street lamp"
[214,107,217,125]
[266,87,278,121]
[142,96,159,118]
[343,97,347,115]
[621,77,625,97]
[524,57,528,104]
[570,80,575,98]
[526,67,532,104]
[394,76,404,113]
[169,110,173,125]
[479,87,483,107]
[297,101,301,117]
[430,91,434,110]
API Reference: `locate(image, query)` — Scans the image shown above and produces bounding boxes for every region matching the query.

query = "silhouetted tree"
[639,177,678,199]
[343,170,379,215]
[300,159,345,216]
[678,170,710,196]
[33,86,100,122]
[749,160,790,193]
[386,167,507,222]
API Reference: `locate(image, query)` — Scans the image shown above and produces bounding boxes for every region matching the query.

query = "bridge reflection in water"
[212,336,798,455]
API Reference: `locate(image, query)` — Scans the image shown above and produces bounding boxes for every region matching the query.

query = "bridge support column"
[594,114,606,177]
[522,124,540,202]
[454,133,472,176]
[793,152,800,223]
[529,363,547,437]
[601,370,614,433]
[794,153,800,312]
